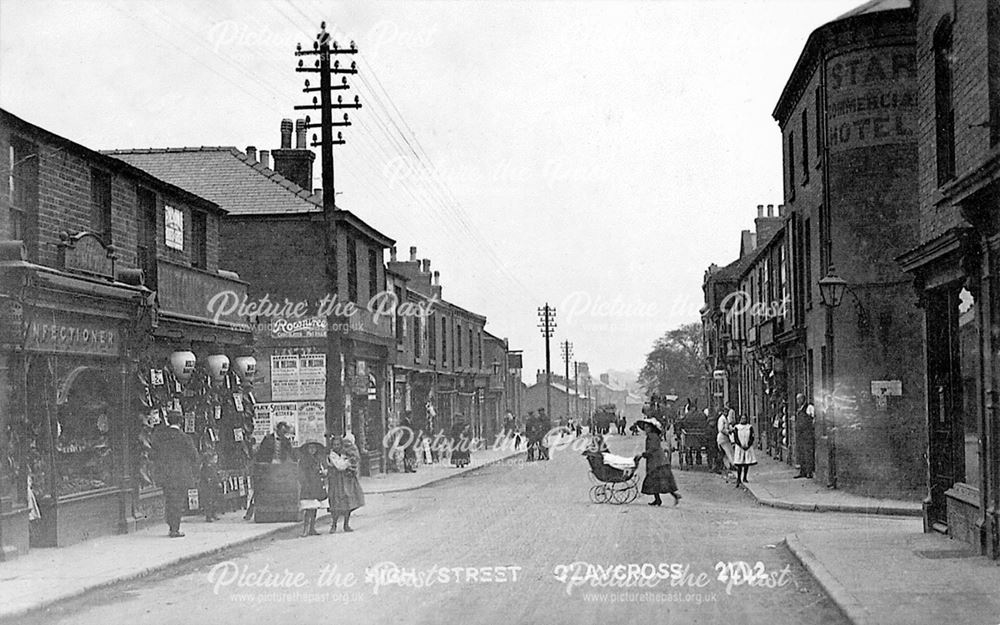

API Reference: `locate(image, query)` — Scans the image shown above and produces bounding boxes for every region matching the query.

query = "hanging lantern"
[233,356,257,381]
[206,354,231,382]
[169,351,196,381]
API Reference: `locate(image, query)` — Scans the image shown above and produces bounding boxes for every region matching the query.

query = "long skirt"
[641,464,678,494]
[328,470,365,513]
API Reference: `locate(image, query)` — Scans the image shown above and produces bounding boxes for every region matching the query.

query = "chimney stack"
[295,119,307,149]
[767,204,774,217]
[390,246,397,262]
[259,150,270,169]
[280,119,293,149]
[778,203,786,216]
[422,259,431,273]
[757,204,764,218]
[409,246,417,262]
[246,146,257,163]
[433,270,440,286]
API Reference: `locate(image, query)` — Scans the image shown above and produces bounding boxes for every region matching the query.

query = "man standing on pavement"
[793,394,815,479]
[152,411,199,538]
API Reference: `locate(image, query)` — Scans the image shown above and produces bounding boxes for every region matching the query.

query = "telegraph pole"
[561,340,573,424]
[573,361,579,423]
[294,22,361,437]
[537,304,556,423]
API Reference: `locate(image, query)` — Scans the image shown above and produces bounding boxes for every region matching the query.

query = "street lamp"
[817,265,846,489]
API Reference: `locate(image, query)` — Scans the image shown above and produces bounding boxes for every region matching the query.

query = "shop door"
[925,287,974,530]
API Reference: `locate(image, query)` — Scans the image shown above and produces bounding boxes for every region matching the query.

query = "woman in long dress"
[327,434,366,533]
[717,409,736,476]
[633,417,681,506]
[732,414,758,487]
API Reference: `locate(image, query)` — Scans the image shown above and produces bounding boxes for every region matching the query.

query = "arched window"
[934,17,956,185]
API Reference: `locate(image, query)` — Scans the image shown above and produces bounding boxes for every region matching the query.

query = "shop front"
[0,245,149,551]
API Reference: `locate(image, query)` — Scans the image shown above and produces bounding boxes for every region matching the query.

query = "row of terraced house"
[0,110,523,559]
[701,0,999,558]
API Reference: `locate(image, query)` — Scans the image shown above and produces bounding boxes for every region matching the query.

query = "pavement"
[734,450,1000,625]
[785,529,1000,625]
[742,452,922,516]
[0,444,525,621]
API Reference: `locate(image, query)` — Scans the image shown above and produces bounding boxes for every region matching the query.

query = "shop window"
[165,204,184,250]
[27,362,116,500]
[957,288,980,488]
[91,169,112,243]
[934,18,956,185]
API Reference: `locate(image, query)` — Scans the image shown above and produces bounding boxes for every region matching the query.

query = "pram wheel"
[589,484,609,504]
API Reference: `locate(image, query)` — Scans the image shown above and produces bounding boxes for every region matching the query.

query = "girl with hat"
[634,417,681,506]
[297,442,328,537]
[327,433,366,532]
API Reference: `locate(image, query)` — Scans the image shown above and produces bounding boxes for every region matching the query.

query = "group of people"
[714,406,758,486]
[293,427,366,536]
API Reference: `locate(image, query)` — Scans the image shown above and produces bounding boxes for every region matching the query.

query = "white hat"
[636,417,662,433]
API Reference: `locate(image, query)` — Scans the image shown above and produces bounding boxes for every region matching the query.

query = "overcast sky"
[0,0,862,381]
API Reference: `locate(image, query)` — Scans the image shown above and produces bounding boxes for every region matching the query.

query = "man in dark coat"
[256,421,294,463]
[152,411,199,537]
[793,394,815,478]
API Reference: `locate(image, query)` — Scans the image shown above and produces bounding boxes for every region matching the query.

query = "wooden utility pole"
[537,304,556,423]
[294,22,361,437]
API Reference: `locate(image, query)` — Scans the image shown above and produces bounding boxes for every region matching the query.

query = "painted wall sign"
[825,47,917,153]
[26,315,119,356]
[269,316,327,339]
[59,232,116,280]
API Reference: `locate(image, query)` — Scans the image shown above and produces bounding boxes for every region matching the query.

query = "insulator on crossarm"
[332,40,339,51]
[343,113,349,122]
[349,40,357,51]
[312,133,318,142]
[305,115,311,124]
[312,96,317,105]
[296,42,302,52]
[334,60,340,69]
[298,59,303,68]
[354,95,359,104]
[337,95,343,104]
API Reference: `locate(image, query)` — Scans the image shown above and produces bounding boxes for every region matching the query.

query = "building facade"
[109,122,396,475]
[898,0,1000,557]
[1,109,252,558]
[772,1,926,495]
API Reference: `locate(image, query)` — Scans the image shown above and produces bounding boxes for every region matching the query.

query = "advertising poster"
[296,401,326,445]
[270,354,300,401]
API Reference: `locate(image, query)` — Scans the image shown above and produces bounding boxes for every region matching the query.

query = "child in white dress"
[732,414,758,486]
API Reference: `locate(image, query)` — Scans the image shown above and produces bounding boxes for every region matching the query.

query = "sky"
[0,0,863,381]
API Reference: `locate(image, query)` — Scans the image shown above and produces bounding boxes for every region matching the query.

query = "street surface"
[25,434,917,625]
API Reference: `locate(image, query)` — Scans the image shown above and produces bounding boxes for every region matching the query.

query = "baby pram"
[583,450,639,505]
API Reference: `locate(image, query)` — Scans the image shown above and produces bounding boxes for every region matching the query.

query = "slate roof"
[104,147,320,215]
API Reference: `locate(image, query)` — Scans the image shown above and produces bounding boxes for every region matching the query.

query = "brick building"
[898,0,1000,557]
[108,120,397,475]
[386,247,500,445]
[1,109,252,558]
[771,0,926,495]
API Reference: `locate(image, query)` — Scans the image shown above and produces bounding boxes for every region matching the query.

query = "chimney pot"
[280,119,293,149]
[295,119,307,149]
[778,203,786,216]
[767,204,774,217]
[246,146,257,163]
[409,246,417,262]
[259,150,270,169]
[433,270,440,285]
[421,259,431,273]
[757,204,764,217]
[390,246,397,261]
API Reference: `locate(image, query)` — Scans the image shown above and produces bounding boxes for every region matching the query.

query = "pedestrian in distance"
[199,448,222,522]
[327,433,365,533]
[151,410,199,538]
[717,409,737,480]
[633,417,681,506]
[793,394,815,478]
[298,442,328,537]
[401,415,417,473]
[732,414,757,487]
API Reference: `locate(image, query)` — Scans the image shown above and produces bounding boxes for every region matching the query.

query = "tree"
[639,323,704,404]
